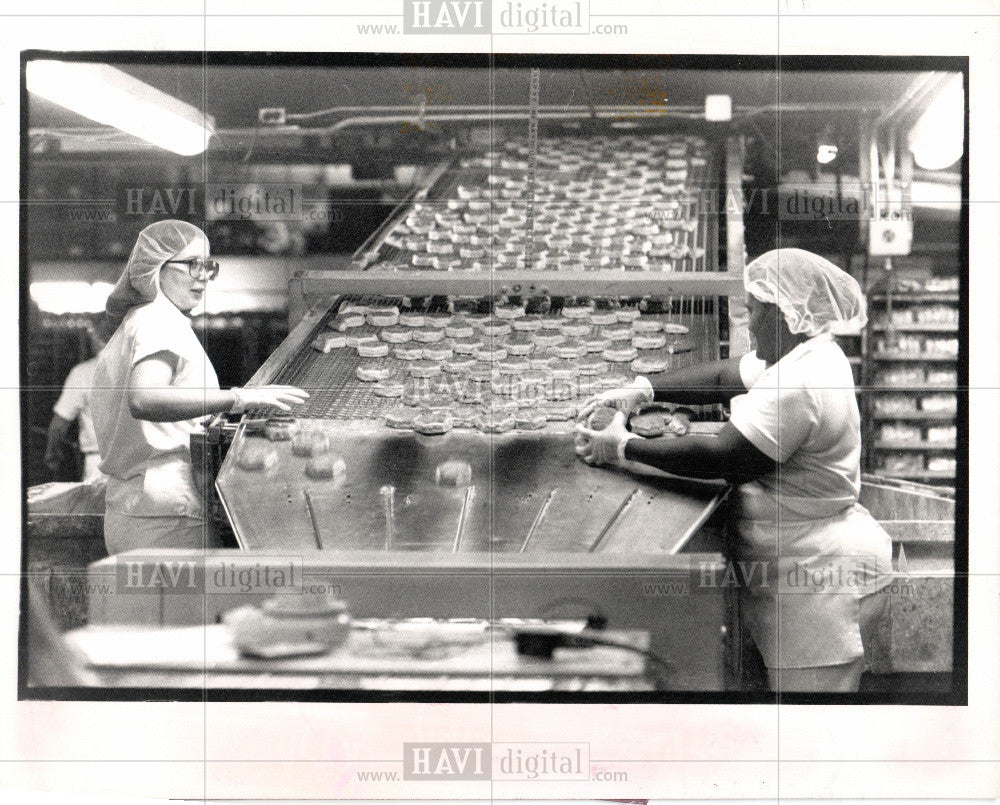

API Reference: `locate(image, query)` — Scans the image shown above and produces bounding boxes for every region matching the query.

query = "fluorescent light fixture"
[909,74,964,171]
[30,281,114,315]
[705,95,732,122]
[27,60,215,156]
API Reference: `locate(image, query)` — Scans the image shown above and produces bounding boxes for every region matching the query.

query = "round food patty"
[633,333,667,350]
[442,356,476,374]
[667,336,696,354]
[578,358,609,376]
[311,332,347,353]
[560,322,592,338]
[422,344,454,361]
[291,430,330,457]
[380,326,412,343]
[357,363,392,382]
[532,331,564,348]
[540,402,577,421]
[476,412,516,433]
[409,360,443,378]
[264,417,299,442]
[372,380,406,398]
[444,321,475,338]
[237,444,278,472]
[451,336,483,355]
[472,345,509,362]
[632,318,663,333]
[631,356,668,373]
[411,327,445,343]
[629,411,666,437]
[305,455,346,481]
[495,304,526,320]
[555,340,588,360]
[602,345,639,363]
[367,307,400,327]
[590,310,619,326]
[425,313,453,328]
[357,342,390,358]
[398,311,426,327]
[515,412,548,430]
[412,411,454,435]
[587,406,617,431]
[385,407,417,429]
[661,322,690,334]
[601,325,633,341]
[394,344,424,361]
[511,315,544,331]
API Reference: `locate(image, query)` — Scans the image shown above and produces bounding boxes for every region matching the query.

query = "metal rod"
[452,485,477,553]
[302,489,324,549]
[519,487,558,553]
[588,488,642,553]
[379,485,396,551]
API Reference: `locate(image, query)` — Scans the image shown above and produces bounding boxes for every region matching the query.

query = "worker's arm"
[44,414,73,471]
[128,353,237,422]
[624,422,777,484]
[127,352,310,422]
[577,412,778,484]
[649,355,747,405]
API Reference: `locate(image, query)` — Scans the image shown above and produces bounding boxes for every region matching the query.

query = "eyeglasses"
[164,258,220,281]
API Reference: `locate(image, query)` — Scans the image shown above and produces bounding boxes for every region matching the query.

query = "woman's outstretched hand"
[576,376,654,421]
[231,385,310,413]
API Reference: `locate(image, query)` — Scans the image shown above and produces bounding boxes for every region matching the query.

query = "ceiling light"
[909,74,964,171]
[27,60,215,156]
[705,95,732,122]
[816,144,838,164]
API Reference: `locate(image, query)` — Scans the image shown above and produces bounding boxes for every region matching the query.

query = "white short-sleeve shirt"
[728,333,861,507]
[92,294,219,481]
[52,357,99,455]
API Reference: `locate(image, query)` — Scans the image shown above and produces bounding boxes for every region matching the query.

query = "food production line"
[90,120,754,690]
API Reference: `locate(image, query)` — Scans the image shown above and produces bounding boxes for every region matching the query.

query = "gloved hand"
[231,385,310,413]
[577,376,654,421]
[574,410,643,467]
[667,407,693,436]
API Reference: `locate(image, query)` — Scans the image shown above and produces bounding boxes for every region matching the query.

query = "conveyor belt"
[360,131,719,275]
[271,297,720,422]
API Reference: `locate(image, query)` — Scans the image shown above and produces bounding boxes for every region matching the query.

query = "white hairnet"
[105,219,207,322]
[744,248,868,337]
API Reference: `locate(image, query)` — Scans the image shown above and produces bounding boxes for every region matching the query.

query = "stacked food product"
[926,425,957,444]
[926,368,957,387]
[375,133,710,273]
[921,393,957,413]
[923,337,959,357]
[878,423,922,443]
[308,300,698,435]
[927,456,957,473]
[875,367,925,386]
[872,395,919,415]
[879,454,925,473]
[914,304,959,324]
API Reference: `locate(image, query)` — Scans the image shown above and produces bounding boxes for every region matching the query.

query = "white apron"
[103,454,219,555]
[736,483,893,668]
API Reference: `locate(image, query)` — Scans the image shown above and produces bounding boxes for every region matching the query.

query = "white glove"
[577,376,654,421]
[231,385,310,413]
[574,410,643,467]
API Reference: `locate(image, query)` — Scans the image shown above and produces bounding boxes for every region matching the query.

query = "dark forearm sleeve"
[623,422,778,483]
[649,356,747,406]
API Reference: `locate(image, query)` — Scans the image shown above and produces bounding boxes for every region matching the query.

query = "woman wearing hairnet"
[576,248,892,692]
[92,220,308,555]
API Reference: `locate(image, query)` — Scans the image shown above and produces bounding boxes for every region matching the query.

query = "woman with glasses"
[92,220,308,555]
